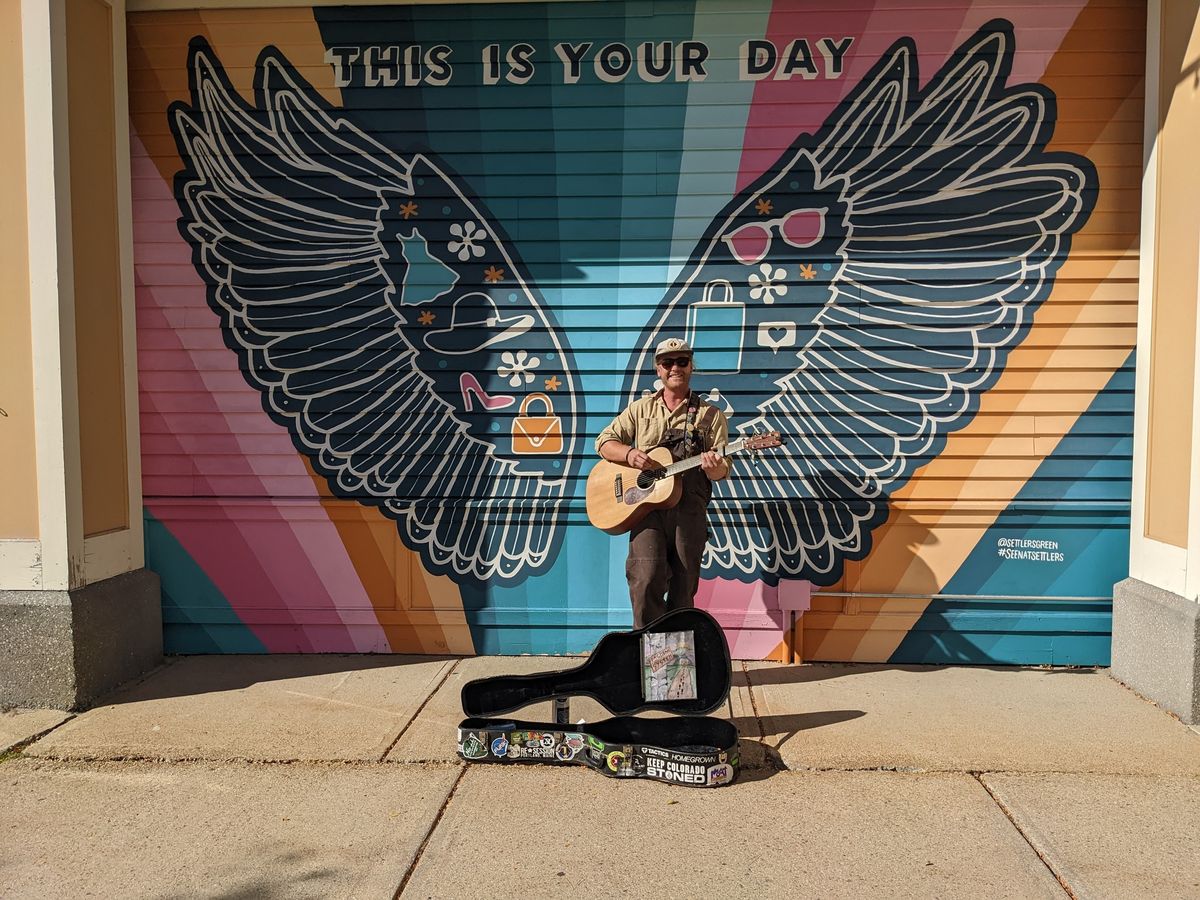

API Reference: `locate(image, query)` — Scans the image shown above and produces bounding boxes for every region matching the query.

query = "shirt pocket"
[636,415,666,450]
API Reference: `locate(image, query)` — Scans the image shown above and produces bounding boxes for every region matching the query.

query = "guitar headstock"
[743,430,784,451]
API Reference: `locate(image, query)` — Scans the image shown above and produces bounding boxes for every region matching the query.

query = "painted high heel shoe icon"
[460,372,516,412]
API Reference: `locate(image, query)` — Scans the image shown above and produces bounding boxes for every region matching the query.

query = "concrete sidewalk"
[3,657,1199,899]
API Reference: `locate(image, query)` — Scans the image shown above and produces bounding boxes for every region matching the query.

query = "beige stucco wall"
[1144,0,1200,548]
[68,0,129,537]
[0,0,40,540]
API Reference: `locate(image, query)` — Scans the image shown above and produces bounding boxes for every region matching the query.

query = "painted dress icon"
[628,20,1098,584]
[168,40,580,584]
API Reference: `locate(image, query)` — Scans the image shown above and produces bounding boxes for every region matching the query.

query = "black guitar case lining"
[457,715,739,787]
[460,608,732,718]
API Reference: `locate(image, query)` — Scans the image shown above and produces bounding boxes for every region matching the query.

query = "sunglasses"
[657,357,692,369]
[722,207,825,266]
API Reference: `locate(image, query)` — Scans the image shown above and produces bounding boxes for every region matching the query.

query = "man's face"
[656,354,692,390]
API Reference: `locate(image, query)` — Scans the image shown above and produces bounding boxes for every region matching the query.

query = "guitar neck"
[659,438,749,478]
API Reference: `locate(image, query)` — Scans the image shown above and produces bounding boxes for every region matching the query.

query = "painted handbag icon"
[512,393,563,455]
[685,279,744,374]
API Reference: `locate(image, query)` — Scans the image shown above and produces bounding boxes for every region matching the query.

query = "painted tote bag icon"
[685,280,744,374]
[512,393,563,455]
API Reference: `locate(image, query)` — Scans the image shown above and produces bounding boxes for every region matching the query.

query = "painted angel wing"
[629,21,1096,582]
[170,41,579,584]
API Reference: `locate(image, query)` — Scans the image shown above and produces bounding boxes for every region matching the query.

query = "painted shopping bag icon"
[512,392,563,455]
[685,280,744,374]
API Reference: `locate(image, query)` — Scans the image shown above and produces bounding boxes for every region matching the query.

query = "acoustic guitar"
[585,431,784,535]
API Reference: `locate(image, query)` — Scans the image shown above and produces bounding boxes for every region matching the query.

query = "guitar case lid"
[461,608,731,718]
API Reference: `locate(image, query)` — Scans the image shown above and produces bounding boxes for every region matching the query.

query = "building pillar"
[0,0,160,710]
[1112,0,1200,724]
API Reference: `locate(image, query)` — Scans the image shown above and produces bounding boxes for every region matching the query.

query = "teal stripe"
[667,0,768,283]
[890,355,1134,665]
[145,510,267,654]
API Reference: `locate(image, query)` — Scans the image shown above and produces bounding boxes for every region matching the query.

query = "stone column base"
[0,569,162,710]
[1111,577,1200,725]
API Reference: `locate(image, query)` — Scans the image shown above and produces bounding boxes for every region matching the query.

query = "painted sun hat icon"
[423,292,534,355]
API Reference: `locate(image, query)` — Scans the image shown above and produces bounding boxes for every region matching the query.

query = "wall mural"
[129,0,1141,662]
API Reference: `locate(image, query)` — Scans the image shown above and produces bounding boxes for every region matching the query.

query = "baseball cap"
[654,338,693,359]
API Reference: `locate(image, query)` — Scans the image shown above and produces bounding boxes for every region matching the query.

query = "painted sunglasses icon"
[722,207,826,266]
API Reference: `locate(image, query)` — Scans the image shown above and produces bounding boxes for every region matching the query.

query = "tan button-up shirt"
[595,391,729,456]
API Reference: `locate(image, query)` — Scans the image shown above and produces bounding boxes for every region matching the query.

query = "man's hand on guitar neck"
[700,450,728,482]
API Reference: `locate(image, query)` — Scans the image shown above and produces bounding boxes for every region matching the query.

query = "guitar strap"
[683,391,700,457]
[661,392,701,463]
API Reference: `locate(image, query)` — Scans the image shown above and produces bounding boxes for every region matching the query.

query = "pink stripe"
[953,0,1087,85]
[696,579,789,660]
[133,133,391,653]
[140,384,314,653]
[138,285,330,652]
[856,1,974,86]
[736,1,878,190]
[736,1,1009,190]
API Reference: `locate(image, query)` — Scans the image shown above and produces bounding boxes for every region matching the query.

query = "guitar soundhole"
[636,470,662,490]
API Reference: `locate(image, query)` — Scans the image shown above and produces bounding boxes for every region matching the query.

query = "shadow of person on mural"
[739,504,1011,679]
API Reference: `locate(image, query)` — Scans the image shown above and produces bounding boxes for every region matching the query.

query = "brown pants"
[626,489,710,628]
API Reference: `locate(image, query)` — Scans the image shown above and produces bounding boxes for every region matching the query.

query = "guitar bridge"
[614,475,624,503]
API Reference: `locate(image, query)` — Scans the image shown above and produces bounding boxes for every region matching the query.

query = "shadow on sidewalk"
[727,710,867,783]
[741,662,1102,688]
[156,847,339,900]
[742,663,943,687]
[93,654,457,708]
[732,711,866,750]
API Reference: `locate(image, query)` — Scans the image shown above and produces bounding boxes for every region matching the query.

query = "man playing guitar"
[595,339,729,627]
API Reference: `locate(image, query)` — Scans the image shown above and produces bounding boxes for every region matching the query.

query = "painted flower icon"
[498,350,541,387]
[448,221,487,262]
[748,263,788,304]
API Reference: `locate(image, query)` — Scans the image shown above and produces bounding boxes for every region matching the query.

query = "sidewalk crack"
[742,661,767,743]
[0,713,78,760]
[378,659,460,762]
[393,764,467,899]
[973,773,1077,899]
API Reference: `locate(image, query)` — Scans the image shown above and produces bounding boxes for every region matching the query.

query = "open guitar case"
[457,608,739,787]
